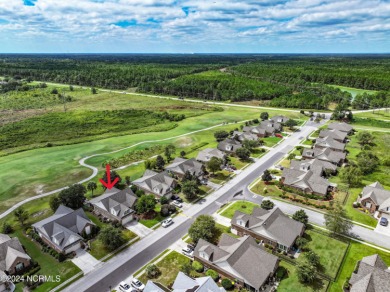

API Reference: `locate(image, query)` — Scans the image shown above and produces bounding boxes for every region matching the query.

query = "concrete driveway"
[125,221,153,238]
[72,249,101,274]
[375,214,390,236]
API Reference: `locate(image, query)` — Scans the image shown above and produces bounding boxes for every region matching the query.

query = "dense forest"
[0,54,389,109]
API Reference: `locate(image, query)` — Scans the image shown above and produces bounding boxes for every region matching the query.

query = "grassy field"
[277,261,329,292]
[220,201,260,219]
[138,251,190,287]
[328,85,377,98]
[0,95,304,213]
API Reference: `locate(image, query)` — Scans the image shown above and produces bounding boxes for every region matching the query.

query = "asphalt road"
[63,119,322,292]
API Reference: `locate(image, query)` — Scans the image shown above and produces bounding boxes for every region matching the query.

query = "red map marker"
[99,164,119,189]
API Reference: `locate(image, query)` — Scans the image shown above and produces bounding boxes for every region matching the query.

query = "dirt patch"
[35,184,45,195]
[32,210,48,218]
[175,136,193,147]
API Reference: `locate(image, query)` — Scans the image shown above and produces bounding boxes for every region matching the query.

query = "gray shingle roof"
[172,271,225,292]
[290,159,337,175]
[260,120,282,134]
[90,187,137,219]
[315,136,346,151]
[282,168,331,195]
[319,129,348,142]
[0,234,31,272]
[194,235,279,290]
[232,207,304,247]
[271,115,290,124]
[32,205,95,251]
[217,139,242,152]
[196,148,225,163]
[144,281,170,292]
[243,126,266,136]
[165,158,204,177]
[133,170,175,197]
[232,131,258,142]
[302,147,346,164]
[360,182,390,213]
[328,122,353,133]
[349,254,390,292]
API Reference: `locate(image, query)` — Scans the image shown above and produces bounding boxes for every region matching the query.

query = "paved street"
[63,118,325,292]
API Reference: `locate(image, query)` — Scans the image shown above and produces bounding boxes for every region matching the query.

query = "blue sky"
[0,0,389,53]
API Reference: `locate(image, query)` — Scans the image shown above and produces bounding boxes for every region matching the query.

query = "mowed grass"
[0,97,304,213]
[277,261,328,292]
[220,201,260,219]
[298,230,348,279]
[138,251,190,287]
[328,85,377,98]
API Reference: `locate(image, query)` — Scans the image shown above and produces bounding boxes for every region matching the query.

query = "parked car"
[182,247,194,258]
[171,195,183,202]
[200,179,208,185]
[172,200,183,208]
[187,243,196,250]
[131,278,145,291]
[119,282,132,292]
[162,218,173,228]
[380,217,388,226]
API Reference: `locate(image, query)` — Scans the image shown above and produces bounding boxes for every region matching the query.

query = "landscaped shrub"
[221,278,234,290]
[206,269,219,281]
[146,264,161,278]
[192,261,204,272]
[1,222,13,234]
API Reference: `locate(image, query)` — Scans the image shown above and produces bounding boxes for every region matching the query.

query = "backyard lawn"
[298,229,349,279]
[277,261,329,292]
[220,201,260,219]
[138,251,190,287]
[13,230,81,292]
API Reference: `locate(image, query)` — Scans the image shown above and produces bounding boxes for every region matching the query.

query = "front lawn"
[220,201,260,219]
[89,229,137,260]
[138,251,190,287]
[298,229,349,279]
[329,241,390,292]
[262,136,282,147]
[229,156,250,170]
[209,170,231,184]
[13,230,81,292]
[277,261,329,292]
[139,213,165,228]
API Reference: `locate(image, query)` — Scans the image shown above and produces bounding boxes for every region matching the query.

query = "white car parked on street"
[162,218,173,228]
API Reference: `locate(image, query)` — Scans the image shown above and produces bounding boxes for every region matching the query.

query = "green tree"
[295,237,308,250]
[164,144,176,162]
[182,180,199,200]
[87,181,97,196]
[324,203,353,235]
[243,139,260,150]
[155,155,165,171]
[189,215,217,243]
[180,151,186,158]
[261,169,273,183]
[135,194,156,214]
[125,176,131,186]
[340,166,362,187]
[292,209,309,226]
[69,85,74,91]
[14,207,29,227]
[297,262,317,283]
[58,184,87,209]
[49,196,61,212]
[1,222,13,234]
[236,148,251,160]
[305,251,321,268]
[221,278,234,290]
[207,157,223,174]
[214,130,229,142]
[287,153,295,160]
[261,199,274,210]
[285,119,298,129]
[91,87,97,94]
[101,170,122,189]
[260,112,269,120]
[356,131,374,147]
[357,151,380,174]
[98,226,126,251]
[180,262,192,276]
[145,264,161,279]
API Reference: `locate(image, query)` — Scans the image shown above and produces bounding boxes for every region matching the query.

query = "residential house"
[281,168,333,196]
[0,234,31,275]
[165,158,204,179]
[349,254,390,291]
[32,205,96,254]
[89,187,137,225]
[260,120,282,136]
[196,148,225,163]
[194,234,279,292]
[302,147,346,165]
[242,126,267,138]
[290,159,337,176]
[328,122,353,134]
[144,272,225,292]
[217,139,242,153]
[133,170,176,199]
[231,207,305,252]
[232,131,258,142]
[314,136,346,152]
[271,115,290,124]
[319,129,348,143]
[358,182,390,216]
